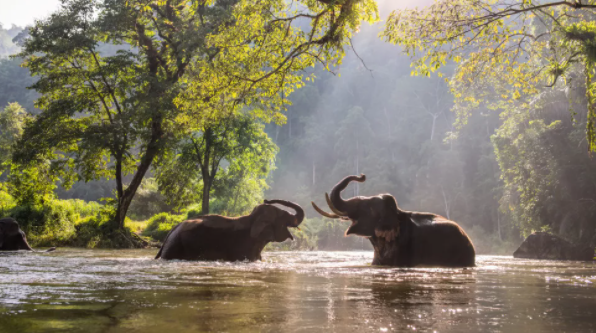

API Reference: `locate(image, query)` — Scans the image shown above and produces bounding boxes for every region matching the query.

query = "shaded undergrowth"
[1,193,147,248]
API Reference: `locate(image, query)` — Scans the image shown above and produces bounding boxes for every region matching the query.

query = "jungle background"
[1,0,595,254]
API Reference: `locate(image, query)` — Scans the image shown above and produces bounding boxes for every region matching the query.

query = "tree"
[493,85,596,245]
[157,113,277,214]
[14,0,379,229]
[0,23,22,57]
[381,1,596,150]
[0,102,29,178]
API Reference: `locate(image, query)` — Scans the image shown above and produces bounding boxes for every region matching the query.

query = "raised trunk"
[329,175,365,214]
[264,199,305,226]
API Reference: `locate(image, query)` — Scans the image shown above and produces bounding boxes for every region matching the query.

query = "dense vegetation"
[0,0,595,253]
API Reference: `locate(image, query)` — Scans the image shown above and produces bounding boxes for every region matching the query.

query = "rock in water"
[513,232,594,261]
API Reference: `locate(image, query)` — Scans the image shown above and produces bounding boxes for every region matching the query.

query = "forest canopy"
[11,0,378,230]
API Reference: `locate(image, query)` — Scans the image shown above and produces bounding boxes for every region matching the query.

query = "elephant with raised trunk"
[155,199,304,261]
[312,175,475,267]
[0,218,56,252]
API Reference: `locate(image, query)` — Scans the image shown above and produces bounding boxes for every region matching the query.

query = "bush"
[3,199,148,248]
[141,212,185,242]
[181,203,202,219]
[0,186,15,216]
[6,198,102,247]
[69,213,148,248]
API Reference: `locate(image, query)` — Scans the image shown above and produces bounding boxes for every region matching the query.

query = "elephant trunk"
[329,174,366,215]
[22,242,34,251]
[264,200,304,227]
[20,234,34,251]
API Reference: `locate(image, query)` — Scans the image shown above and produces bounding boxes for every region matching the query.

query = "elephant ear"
[250,219,273,238]
[0,218,20,236]
[374,195,400,242]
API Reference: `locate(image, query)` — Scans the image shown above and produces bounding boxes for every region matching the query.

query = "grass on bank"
[0,190,147,248]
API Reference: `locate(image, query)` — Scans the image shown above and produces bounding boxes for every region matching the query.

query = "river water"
[0,249,595,332]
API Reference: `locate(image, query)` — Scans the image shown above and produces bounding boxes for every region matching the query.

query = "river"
[0,249,595,332]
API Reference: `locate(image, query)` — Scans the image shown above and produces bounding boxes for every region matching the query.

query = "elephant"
[155,199,304,261]
[0,217,56,252]
[312,174,475,267]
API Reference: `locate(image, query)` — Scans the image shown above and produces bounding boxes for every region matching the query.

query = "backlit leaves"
[381,0,596,150]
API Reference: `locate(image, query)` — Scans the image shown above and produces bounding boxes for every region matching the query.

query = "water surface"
[0,249,595,332]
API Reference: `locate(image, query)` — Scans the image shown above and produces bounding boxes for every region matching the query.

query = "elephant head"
[312,174,403,241]
[249,199,305,242]
[0,217,34,251]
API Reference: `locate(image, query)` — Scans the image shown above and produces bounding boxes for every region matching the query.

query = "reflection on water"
[0,250,595,332]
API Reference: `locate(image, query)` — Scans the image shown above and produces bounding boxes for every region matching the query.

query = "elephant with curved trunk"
[0,218,56,252]
[156,199,304,261]
[312,175,475,267]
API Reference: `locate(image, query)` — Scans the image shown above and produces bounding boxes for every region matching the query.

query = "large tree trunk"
[114,116,163,229]
[202,178,211,215]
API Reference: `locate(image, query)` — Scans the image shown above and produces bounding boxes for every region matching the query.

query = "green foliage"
[3,198,146,248]
[14,0,378,228]
[70,213,147,248]
[4,198,102,247]
[493,85,596,244]
[127,178,173,220]
[0,185,15,216]
[182,204,203,220]
[141,212,186,242]
[157,113,277,215]
[8,160,58,206]
[0,102,29,178]
[382,1,596,150]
